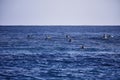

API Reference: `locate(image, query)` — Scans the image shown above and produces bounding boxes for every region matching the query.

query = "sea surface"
[0,26,120,80]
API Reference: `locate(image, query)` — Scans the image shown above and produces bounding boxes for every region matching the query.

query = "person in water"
[27,35,30,38]
[103,34,108,39]
[65,35,73,42]
[80,45,85,49]
[66,35,70,38]
[103,34,113,39]
[45,35,51,40]
[68,38,72,42]
[27,34,32,39]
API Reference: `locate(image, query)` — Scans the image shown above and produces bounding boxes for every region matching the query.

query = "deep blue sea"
[0,26,120,80]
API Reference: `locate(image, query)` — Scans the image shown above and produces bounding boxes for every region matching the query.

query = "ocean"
[0,26,120,80]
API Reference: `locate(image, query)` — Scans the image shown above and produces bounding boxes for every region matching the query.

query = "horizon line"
[0,24,120,27]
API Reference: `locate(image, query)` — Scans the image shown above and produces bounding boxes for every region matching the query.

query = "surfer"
[45,35,51,40]
[68,38,72,42]
[80,45,85,49]
[108,34,113,38]
[66,35,70,38]
[27,34,32,39]
[27,35,30,38]
[65,35,73,42]
[103,34,113,39]
[103,34,108,39]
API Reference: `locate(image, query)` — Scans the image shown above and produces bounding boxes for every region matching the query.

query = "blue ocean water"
[0,26,120,80]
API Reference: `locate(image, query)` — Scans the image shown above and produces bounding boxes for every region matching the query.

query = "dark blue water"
[0,26,120,80]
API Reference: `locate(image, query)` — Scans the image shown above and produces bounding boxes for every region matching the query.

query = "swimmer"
[103,34,108,39]
[103,34,113,39]
[80,45,85,49]
[108,34,113,38]
[45,35,51,40]
[66,35,70,38]
[27,34,32,39]
[68,38,72,42]
[27,35,30,38]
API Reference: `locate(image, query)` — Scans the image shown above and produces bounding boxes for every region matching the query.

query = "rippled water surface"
[0,26,120,80]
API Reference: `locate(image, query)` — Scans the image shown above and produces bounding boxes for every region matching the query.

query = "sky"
[0,0,120,25]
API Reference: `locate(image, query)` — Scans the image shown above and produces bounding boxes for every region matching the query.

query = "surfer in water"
[66,35,70,38]
[68,38,72,42]
[103,34,113,39]
[45,35,51,40]
[80,45,85,49]
[65,34,73,42]
[27,34,32,39]
[103,34,108,39]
